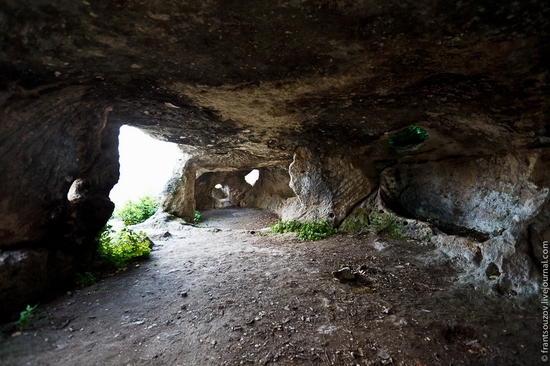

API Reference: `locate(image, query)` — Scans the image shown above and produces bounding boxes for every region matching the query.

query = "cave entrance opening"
[244,169,259,186]
[193,167,296,224]
[109,125,180,209]
[194,167,285,230]
[197,169,263,210]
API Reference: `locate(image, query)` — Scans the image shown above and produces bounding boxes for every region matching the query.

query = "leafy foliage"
[369,211,399,234]
[297,220,337,241]
[271,219,337,241]
[270,220,302,234]
[15,304,38,330]
[75,272,96,287]
[194,210,202,223]
[116,195,159,226]
[388,125,429,151]
[97,225,151,268]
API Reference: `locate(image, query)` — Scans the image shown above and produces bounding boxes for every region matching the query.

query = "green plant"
[271,219,337,241]
[15,304,38,330]
[270,220,302,234]
[75,271,96,287]
[388,125,429,152]
[194,210,202,224]
[97,226,151,268]
[369,211,405,238]
[116,195,159,226]
[297,220,337,241]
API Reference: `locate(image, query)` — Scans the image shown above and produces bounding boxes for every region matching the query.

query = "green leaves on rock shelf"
[270,219,337,241]
[388,125,429,152]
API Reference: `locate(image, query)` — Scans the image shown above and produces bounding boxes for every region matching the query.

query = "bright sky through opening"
[245,169,259,186]
[109,125,181,207]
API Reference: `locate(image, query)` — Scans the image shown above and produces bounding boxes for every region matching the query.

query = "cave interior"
[0,0,549,322]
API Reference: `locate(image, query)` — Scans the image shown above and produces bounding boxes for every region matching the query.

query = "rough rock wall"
[0,87,120,319]
[0,88,117,248]
[194,171,231,210]
[194,171,251,210]
[242,168,296,213]
[161,157,197,223]
[380,150,549,237]
[342,149,550,297]
[185,166,296,214]
[282,147,376,225]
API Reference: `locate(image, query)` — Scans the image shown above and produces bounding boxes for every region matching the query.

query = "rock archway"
[192,167,295,212]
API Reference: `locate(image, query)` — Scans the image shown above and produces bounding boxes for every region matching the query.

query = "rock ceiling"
[1,0,548,164]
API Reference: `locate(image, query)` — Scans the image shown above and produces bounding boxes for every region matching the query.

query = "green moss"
[339,208,408,239]
[388,125,429,152]
[339,208,371,233]
[369,211,406,238]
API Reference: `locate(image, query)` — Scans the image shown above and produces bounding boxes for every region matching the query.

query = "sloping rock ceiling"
[0,0,549,319]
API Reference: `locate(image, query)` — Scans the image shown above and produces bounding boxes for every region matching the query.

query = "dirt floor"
[0,208,541,365]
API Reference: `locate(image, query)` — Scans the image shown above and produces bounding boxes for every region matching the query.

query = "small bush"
[97,225,151,268]
[15,304,38,330]
[116,195,159,226]
[297,220,337,241]
[194,210,202,223]
[271,219,337,241]
[75,272,96,287]
[270,220,302,234]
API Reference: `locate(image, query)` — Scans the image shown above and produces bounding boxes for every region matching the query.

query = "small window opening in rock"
[473,248,483,265]
[485,262,501,280]
[245,169,259,186]
[215,184,223,189]
[109,125,181,207]
[67,178,84,201]
[388,125,429,152]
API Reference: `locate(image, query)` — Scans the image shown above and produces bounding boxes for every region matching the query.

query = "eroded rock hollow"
[0,0,549,320]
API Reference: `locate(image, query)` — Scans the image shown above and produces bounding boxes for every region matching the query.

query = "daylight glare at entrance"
[109,125,181,207]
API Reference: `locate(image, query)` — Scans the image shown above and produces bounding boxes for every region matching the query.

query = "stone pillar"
[282,147,375,225]
[161,159,197,223]
[180,164,197,223]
